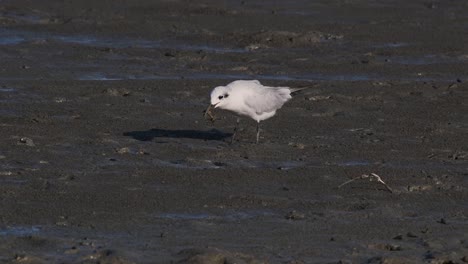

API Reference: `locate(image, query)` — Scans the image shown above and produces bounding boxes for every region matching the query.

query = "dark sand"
[1,0,468,263]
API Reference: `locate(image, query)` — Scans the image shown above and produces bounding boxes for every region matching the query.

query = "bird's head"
[209,86,231,109]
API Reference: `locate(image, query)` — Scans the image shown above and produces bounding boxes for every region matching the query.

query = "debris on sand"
[18,137,35,147]
[204,105,216,123]
[103,88,131,97]
[178,247,266,264]
[285,210,305,220]
[338,173,393,193]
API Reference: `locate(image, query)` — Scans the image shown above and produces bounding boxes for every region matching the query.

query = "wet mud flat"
[1,0,468,263]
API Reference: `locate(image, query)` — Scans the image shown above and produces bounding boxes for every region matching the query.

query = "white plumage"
[206,80,304,143]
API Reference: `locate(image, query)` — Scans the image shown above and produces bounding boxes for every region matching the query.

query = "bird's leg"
[256,122,260,144]
[231,118,240,144]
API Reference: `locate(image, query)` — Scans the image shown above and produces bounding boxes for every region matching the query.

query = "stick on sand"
[338,173,393,193]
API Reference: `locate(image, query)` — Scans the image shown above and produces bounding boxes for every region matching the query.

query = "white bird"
[205,80,306,143]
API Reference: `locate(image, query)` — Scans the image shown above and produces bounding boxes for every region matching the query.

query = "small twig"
[338,173,393,193]
[369,173,393,193]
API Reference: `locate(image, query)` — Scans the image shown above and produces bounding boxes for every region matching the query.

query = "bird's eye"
[224,93,229,98]
[218,95,223,100]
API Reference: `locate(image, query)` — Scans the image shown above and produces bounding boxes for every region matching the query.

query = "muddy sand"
[1,0,468,263]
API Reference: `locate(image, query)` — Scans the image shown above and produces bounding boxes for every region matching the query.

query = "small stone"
[285,210,305,220]
[380,256,416,264]
[230,66,249,71]
[103,88,130,97]
[14,255,45,263]
[437,218,447,224]
[19,137,35,147]
[212,161,226,167]
[408,185,433,192]
[307,95,331,101]
[56,221,68,226]
[370,243,402,251]
[178,247,264,264]
[137,150,150,155]
[386,244,402,251]
[64,247,79,254]
[294,143,305,149]
[407,232,418,238]
[116,147,130,154]
[245,44,262,51]
[164,51,176,57]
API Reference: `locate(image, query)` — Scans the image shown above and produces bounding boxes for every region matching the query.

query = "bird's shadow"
[123,128,232,141]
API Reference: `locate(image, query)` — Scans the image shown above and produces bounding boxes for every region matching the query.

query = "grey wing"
[244,87,292,114]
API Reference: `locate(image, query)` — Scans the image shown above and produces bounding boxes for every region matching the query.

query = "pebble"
[14,255,46,263]
[103,88,130,97]
[437,218,447,224]
[288,142,305,149]
[377,256,416,264]
[116,147,130,154]
[164,51,176,57]
[64,247,79,255]
[407,185,433,192]
[245,44,263,51]
[285,210,305,220]
[307,95,331,101]
[178,247,265,264]
[19,137,35,147]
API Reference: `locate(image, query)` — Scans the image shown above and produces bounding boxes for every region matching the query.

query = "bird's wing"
[227,79,261,89]
[244,87,292,115]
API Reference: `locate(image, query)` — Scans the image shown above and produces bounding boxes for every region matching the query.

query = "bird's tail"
[289,85,315,96]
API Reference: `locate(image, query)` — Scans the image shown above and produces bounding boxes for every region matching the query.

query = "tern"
[205,80,306,143]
